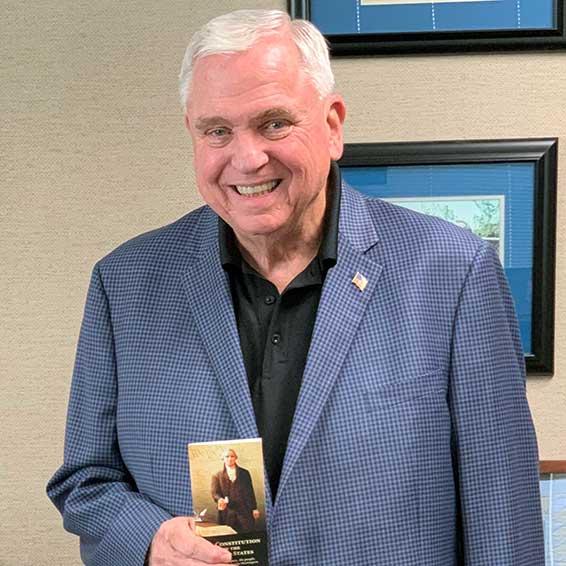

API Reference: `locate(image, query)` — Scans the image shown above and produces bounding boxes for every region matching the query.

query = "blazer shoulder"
[363,193,487,263]
[96,205,217,274]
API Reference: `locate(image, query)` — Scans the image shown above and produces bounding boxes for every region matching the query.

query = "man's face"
[223,450,237,468]
[185,34,345,239]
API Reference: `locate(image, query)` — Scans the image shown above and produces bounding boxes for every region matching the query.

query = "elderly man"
[47,9,544,566]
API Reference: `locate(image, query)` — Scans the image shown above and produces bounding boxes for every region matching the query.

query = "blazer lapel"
[181,238,258,441]
[277,184,383,500]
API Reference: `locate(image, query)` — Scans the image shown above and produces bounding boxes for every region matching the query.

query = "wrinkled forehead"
[189,37,307,106]
[192,30,300,76]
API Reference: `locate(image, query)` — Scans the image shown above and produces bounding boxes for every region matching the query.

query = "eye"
[262,119,292,139]
[207,127,229,138]
[204,127,232,146]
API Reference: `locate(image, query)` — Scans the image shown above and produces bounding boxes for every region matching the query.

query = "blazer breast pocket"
[365,369,448,411]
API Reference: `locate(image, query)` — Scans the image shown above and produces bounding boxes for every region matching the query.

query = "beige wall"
[2,0,564,563]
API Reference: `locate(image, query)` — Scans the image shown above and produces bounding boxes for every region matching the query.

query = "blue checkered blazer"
[47,181,544,565]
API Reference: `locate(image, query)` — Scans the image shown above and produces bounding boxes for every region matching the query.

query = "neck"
[234,198,326,294]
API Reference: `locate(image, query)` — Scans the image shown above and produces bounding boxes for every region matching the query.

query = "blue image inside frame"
[342,163,535,354]
[539,473,566,564]
[310,0,555,35]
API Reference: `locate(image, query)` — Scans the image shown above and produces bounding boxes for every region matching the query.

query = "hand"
[252,510,260,520]
[148,517,232,565]
[217,498,228,511]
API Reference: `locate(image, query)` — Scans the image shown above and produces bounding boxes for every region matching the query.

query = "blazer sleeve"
[448,242,544,565]
[46,264,171,566]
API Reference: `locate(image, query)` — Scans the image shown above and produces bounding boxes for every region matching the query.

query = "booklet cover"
[188,438,268,565]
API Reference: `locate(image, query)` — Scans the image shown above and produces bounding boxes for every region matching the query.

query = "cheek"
[289,127,331,167]
[273,144,318,177]
[194,159,221,205]
[194,145,225,184]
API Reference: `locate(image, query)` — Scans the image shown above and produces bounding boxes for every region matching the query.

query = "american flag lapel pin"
[352,272,368,292]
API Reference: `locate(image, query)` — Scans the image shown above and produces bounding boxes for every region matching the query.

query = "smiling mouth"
[233,179,281,197]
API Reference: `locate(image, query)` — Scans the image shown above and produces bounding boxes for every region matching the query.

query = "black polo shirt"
[219,163,341,498]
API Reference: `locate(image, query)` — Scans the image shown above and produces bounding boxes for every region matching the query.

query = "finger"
[188,535,232,563]
[170,523,232,563]
[170,517,232,563]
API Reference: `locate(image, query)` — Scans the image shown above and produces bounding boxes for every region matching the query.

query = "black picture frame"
[339,139,557,375]
[289,1,566,56]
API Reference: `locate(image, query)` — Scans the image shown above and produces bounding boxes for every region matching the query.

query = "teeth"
[235,180,279,196]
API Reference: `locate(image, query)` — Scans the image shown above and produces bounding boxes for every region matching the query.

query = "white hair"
[178,9,335,110]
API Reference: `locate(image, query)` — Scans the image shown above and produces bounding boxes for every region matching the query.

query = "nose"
[230,131,269,173]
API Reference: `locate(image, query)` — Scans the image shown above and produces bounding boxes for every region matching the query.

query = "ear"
[326,94,346,161]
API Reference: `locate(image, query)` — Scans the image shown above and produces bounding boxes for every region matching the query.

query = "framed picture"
[288,0,566,55]
[339,139,557,375]
[539,460,566,563]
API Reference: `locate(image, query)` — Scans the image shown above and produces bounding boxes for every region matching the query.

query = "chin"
[243,226,285,238]
[234,219,287,237]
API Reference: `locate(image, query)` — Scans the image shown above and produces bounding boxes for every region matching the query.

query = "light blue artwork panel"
[540,473,566,565]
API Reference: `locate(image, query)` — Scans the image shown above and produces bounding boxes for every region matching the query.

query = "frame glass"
[540,461,566,563]
[339,139,557,375]
[289,0,566,55]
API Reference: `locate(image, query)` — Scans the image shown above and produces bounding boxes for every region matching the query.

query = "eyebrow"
[250,107,296,126]
[194,107,297,133]
[193,116,233,133]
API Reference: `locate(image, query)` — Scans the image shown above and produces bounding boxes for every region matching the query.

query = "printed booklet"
[188,438,268,565]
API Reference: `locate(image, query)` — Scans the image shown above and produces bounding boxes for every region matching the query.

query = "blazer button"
[271,333,281,345]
